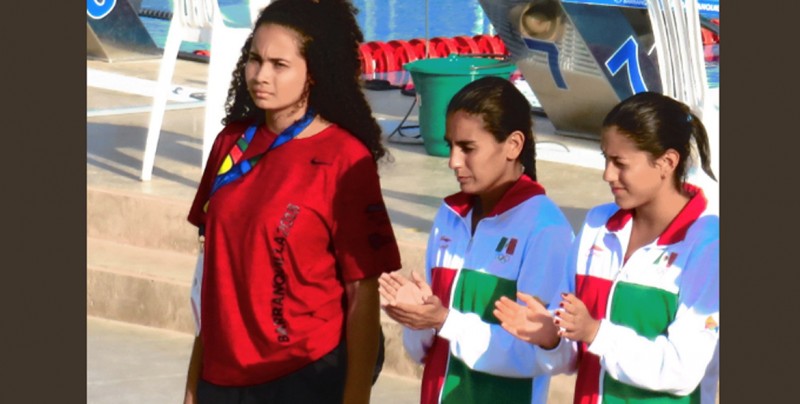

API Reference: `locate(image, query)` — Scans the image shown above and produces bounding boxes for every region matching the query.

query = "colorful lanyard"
[202,108,317,214]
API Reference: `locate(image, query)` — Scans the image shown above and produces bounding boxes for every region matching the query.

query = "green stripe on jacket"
[441,269,532,404]
[603,282,699,403]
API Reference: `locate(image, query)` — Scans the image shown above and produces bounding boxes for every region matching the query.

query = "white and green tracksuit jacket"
[538,184,720,404]
[403,175,574,404]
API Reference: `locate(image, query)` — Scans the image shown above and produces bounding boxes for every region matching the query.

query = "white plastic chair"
[646,0,708,116]
[140,0,271,181]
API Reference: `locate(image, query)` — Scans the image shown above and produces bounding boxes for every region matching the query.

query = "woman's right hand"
[493,291,561,349]
[554,292,600,344]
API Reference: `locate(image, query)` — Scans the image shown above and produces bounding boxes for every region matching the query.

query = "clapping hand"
[554,293,600,344]
[378,271,448,330]
[493,291,561,349]
[378,271,431,306]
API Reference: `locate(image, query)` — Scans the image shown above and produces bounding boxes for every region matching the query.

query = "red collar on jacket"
[605,183,708,245]
[443,175,546,218]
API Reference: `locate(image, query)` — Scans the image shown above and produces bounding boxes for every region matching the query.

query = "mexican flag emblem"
[653,251,678,267]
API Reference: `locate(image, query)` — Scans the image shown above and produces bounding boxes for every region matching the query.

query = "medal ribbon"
[202,108,317,213]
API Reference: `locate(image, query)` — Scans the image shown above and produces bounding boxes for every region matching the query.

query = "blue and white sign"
[605,36,648,94]
[87,0,117,20]
[563,0,719,19]
[522,37,569,90]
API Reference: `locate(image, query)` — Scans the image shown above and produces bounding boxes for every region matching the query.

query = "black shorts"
[197,342,347,404]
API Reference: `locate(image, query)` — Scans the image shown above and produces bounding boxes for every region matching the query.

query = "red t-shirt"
[188,121,402,386]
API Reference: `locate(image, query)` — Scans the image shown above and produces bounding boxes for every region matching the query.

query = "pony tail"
[689,112,717,182]
[521,138,537,181]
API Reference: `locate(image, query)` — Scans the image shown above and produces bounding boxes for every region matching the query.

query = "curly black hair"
[221,0,388,162]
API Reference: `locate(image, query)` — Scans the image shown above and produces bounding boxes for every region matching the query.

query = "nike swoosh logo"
[310,158,331,165]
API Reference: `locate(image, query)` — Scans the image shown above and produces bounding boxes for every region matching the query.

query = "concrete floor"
[87,316,423,404]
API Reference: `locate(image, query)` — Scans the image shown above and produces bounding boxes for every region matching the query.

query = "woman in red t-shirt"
[182,1,401,403]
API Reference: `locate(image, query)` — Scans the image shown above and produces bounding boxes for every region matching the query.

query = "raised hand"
[493,291,560,349]
[383,293,449,330]
[554,293,600,344]
[378,271,429,306]
[378,271,447,330]
[409,270,434,298]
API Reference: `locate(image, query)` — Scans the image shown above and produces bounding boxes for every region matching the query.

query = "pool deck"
[87,55,642,403]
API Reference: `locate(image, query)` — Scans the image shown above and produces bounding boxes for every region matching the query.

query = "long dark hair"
[221,0,388,161]
[446,76,537,180]
[603,92,716,189]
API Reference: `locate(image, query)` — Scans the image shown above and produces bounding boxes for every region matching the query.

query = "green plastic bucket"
[404,55,516,157]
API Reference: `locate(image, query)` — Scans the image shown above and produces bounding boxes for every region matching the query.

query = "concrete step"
[87,237,196,333]
[86,235,427,378]
[88,187,198,254]
[86,235,588,399]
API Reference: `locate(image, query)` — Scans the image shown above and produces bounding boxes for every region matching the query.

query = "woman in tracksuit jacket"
[494,91,719,404]
[378,76,574,404]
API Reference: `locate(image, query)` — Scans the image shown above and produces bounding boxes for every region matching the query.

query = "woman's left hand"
[493,292,560,349]
[378,271,429,306]
[380,272,447,330]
